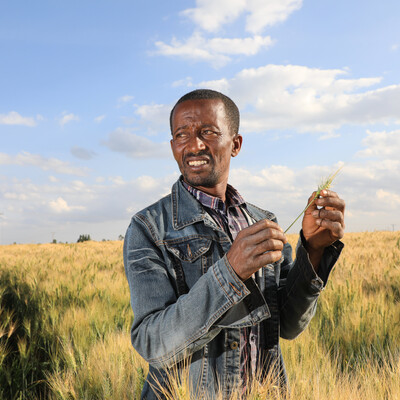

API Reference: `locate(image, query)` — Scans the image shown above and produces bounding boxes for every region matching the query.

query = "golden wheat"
[0,231,399,399]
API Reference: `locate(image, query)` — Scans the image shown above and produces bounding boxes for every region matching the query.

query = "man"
[124,89,345,399]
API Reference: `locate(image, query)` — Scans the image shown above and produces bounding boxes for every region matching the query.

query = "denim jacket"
[124,178,343,399]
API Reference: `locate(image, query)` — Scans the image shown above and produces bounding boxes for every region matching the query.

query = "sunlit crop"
[0,231,399,399]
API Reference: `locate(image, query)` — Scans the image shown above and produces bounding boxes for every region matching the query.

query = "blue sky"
[1,0,400,244]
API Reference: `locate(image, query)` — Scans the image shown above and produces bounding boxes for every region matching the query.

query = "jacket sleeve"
[123,215,271,369]
[278,231,344,339]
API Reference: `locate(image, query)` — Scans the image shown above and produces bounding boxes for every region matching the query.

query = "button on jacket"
[123,178,343,399]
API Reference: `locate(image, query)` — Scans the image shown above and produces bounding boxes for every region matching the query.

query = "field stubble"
[0,231,399,399]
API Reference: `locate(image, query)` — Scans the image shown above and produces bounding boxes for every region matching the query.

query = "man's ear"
[231,134,243,157]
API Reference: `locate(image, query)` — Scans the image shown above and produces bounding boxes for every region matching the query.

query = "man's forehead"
[173,98,225,119]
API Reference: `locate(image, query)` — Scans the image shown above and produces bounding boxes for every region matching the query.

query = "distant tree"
[77,234,91,243]
[52,239,57,244]
[118,234,124,241]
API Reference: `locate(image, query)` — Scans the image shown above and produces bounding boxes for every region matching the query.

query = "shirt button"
[230,341,239,350]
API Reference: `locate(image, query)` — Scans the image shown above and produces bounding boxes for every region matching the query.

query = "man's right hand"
[226,219,287,281]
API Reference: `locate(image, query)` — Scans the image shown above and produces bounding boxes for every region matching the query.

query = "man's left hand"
[302,189,345,269]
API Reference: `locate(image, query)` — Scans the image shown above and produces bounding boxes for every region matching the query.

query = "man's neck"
[186,182,227,202]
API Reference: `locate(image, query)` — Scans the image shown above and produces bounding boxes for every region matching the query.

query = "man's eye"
[202,130,217,136]
[174,132,187,140]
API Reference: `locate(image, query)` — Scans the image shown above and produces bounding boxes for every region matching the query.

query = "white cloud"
[2,151,400,243]
[117,95,134,107]
[172,77,194,88]
[135,103,170,122]
[136,175,160,191]
[376,189,400,209]
[70,146,97,160]
[0,151,88,176]
[103,128,171,159]
[119,95,134,102]
[127,65,400,137]
[134,103,171,134]
[0,111,37,127]
[0,172,179,243]
[230,159,400,233]
[244,0,303,34]
[357,129,400,159]
[4,192,28,201]
[231,165,296,192]
[109,176,125,185]
[49,197,86,213]
[155,32,274,68]
[182,0,302,34]
[59,112,80,126]
[94,114,106,123]
[194,64,399,134]
[182,0,247,33]
[155,0,299,66]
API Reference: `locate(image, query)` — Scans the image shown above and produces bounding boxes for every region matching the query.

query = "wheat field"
[0,231,399,399]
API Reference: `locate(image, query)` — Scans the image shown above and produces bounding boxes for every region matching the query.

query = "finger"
[319,189,339,198]
[315,219,345,239]
[305,191,323,213]
[236,219,285,241]
[256,250,283,266]
[254,238,285,256]
[307,191,318,205]
[248,218,283,234]
[249,226,287,245]
[312,209,343,222]
[315,196,345,211]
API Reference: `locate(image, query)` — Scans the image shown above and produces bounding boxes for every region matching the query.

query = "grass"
[0,231,399,399]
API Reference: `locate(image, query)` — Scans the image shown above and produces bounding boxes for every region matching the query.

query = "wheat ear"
[284,165,343,234]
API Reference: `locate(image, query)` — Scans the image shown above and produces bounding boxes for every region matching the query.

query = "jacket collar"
[171,177,213,230]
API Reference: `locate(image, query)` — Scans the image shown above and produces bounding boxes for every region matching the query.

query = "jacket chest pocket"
[165,237,213,292]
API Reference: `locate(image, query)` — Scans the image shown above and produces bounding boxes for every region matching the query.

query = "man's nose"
[187,134,206,152]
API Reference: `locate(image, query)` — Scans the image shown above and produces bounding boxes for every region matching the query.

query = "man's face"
[170,99,242,195]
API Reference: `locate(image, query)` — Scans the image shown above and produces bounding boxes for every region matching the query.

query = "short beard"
[181,151,219,188]
[182,169,219,188]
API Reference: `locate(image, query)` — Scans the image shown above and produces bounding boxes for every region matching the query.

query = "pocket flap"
[165,237,212,262]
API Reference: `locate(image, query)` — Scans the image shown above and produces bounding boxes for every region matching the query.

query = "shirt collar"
[182,179,245,213]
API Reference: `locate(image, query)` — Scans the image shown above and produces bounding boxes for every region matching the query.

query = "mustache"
[183,151,213,162]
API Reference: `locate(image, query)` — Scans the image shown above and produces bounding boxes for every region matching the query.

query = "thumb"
[304,191,319,216]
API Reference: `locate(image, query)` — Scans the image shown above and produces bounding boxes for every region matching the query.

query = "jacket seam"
[148,301,232,366]
[213,265,235,304]
[223,256,248,291]
[134,213,160,243]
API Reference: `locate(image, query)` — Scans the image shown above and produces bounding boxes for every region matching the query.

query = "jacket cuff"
[212,255,270,327]
[298,230,344,289]
[212,255,250,303]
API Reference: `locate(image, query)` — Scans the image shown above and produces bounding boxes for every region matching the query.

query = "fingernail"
[312,210,319,217]
[321,190,327,195]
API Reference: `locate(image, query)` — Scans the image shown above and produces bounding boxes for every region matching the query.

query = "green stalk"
[284,166,343,234]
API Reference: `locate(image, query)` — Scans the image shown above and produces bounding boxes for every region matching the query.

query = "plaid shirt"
[182,181,258,391]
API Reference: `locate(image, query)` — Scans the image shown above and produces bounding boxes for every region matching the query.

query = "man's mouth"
[188,160,208,166]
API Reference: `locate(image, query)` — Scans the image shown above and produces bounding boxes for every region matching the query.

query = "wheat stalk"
[284,165,343,234]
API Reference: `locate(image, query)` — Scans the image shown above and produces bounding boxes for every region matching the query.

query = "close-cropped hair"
[169,89,240,136]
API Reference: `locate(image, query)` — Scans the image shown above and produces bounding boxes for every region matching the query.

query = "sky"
[1,0,400,244]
